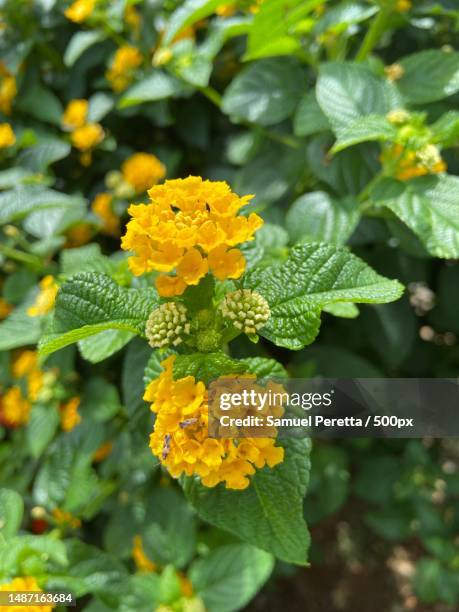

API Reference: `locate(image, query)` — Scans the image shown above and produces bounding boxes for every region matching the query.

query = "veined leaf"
[172,353,246,383]
[222,58,306,126]
[396,49,459,104]
[371,175,459,259]
[119,72,186,108]
[293,91,330,137]
[184,438,311,565]
[0,186,84,224]
[163,0,230,45]
[39,273,157,356]
[0,489,24,540]
[316,62,401,132]
[64,31,106,67]
[245,243,404,349]
[331,114,397,153]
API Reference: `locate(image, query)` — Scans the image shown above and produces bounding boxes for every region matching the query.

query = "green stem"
[355,3,393,62]
[0,244,43,269]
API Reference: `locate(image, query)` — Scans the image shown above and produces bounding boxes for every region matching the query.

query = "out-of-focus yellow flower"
[64,0,95,23]
[92,192,120,236]
[0,576,54,612]
[132,535,157,572]
[106,45,143,93]
[0,297,13,319]
[121,176,263,297]
[61,99,88,131]
[125,4,141,34]
[0,62,17,115]
[65,223,93,247]
[216,4,237,17]
[384,63,405,81]
[59,396,81,431]
[52,508,81,529]
[381,143,447,181]
[70,122,104,151]
[0,387,31,428]
[121,153,166,194]
[0,123,15,148]
[92,441,113,462]
[27,276,59,317]
[144,356,284,490]
[395,0,411,12]
[178,573,194,598]
[12,350,44,402]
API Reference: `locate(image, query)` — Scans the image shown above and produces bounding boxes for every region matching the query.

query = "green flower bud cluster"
[219,289,270,335]
[145,302,190,348]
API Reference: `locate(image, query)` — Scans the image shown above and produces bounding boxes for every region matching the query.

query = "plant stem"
[355,3,393,62]
[0,244,43,269]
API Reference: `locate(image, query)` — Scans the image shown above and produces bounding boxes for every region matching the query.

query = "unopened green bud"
[105,170,123,190]
[386,109,410,125]
[220,289,270,336]
[196,329,222,353]
[146,302,190,348]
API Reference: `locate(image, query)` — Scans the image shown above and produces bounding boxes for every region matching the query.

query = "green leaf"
[323,302,359,318]
[60,244,112,277]
[244,0,322,61]
[39,273,158,356]
[163,0,228,45]
[397,49,459,104]
[0,489,24,539]
[431,111,459,147]
[0,167,37,189]
[184,439,311,565]
[0,535,68,573]
[286,192,360,245]
[244,243,404,349]
[371,175,459,259]
[17,83,63,125]
[222,58,306,126]
[0,304,42,351]
[64,31,106,67]
[87,92,114,122]
[18,138,71,172]
[331,114,397,153]
[316,62,401,132]
[119,72,185,108]
[293,91,330,137]
[0,186,84,224]
[78,329,135,363]
[313,2,377,34]
[173,353,246,383]
[241,357,288,378]
[189,544,274,612]
[27,405,60,458]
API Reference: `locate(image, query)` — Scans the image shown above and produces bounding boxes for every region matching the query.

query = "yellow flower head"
[384,63,405,82]
[125,4,141,34]
[0,297,13,319]
[92,192,120,236]
[64,0,95,23]
[12,350,44,402]
[106,45,143,92]
[70,122,104,152]
[0,123,15,148]
[0,63,17,115]
[395,0,411,12]
[121,153,166,194]
[144,356,284,490]
[52,508,81,529]
[60,396,81,431]
[132,535,157,572]
[121,176,263,297]
[0,387,31,428]
[27,276,59,317]
[61,99,88,131]
[381,143,447,181]
[92,441,113,462]
[65,223,93,247]
[0,576,54,612]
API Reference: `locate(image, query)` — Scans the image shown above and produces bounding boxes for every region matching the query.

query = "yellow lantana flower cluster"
[0,576,54,612]
[381,143,447,181]
[121,176,263,297]
[0,62,17,115]
[144,356,284,490]
[91,192,120,236]
[27,276,59,317]
[52,508,82,529]
[132,535,158,572]
[59,396,81,431]
[106,45,143,93]
[62,99,104,165]
[64,0,95,23]
[121,152,166,194]
[0,123,15,148]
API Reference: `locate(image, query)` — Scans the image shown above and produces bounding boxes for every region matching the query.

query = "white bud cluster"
[417,144,442,170]
[145,302,190,348]
[219,289,270,335]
